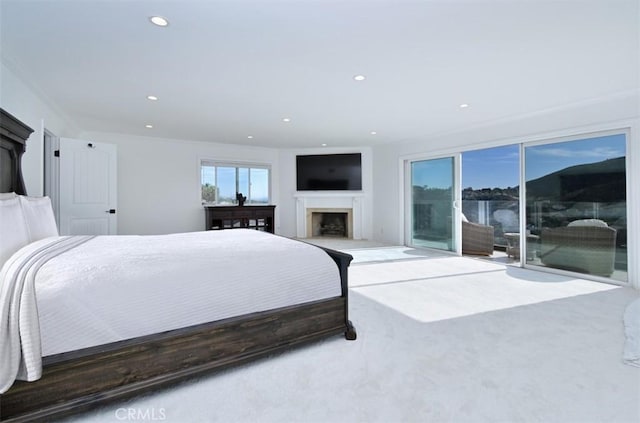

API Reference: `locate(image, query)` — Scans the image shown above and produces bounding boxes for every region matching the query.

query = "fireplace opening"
[311,212,349,238]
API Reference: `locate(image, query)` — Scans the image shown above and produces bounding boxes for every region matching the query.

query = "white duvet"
[0,230,341,393]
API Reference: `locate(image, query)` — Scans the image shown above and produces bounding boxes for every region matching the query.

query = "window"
[409,157,455,251]
[462,144,520,248]
[201,160,270,205]
[525,133,627,282]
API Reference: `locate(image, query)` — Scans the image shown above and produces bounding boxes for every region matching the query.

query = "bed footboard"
[0,245,355,422]
[320,246,357,340]
[1,298,347,422]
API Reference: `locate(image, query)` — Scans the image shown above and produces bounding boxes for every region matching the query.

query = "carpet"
[623,298,640,367]
[62,254,639,423]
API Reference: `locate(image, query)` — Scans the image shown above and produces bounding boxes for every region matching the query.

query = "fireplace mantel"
[294,192,365,239]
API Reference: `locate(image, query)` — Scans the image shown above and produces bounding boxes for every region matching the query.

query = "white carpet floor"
[64,243,639,423]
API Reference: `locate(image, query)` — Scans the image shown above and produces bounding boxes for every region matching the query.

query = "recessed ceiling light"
[149,16,169,27]
[145,124,153,129]
[247,135,254,139]
[353,75,366,81]
[321,143,328,147]
[370,131,377,135]
[282,118,291,123]
[147,95,158,101]
[459,103,470,108]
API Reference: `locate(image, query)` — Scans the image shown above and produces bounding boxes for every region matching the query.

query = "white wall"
[84,134,376,239]
[372,91,639,243]
[4,55,637,286]
[277,146,374,239]
[0,61,80,195]
[3,59,375,239]
[79,131,280,235]
[371,92,640,288]
[1,61,281,235]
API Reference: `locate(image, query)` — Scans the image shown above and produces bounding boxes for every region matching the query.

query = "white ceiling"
[1,0,638,148]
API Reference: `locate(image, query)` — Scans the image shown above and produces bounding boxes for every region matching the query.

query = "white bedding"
[0,230,341,393]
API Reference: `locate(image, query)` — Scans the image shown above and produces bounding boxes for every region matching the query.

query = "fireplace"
[306,208,353,239]
[294,192,364,239]
[312,212,347,237]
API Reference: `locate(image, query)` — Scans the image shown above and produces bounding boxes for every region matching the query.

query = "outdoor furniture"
[504,232,540,260]
[493,209,519,233]
[462,221,494,256]
[540,220,617,277]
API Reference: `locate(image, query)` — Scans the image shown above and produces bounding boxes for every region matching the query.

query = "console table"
[204,205,275,233]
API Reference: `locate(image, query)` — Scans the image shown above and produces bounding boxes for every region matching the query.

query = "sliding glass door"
[409,157,457,252]
[524,133,627,282]
[404,130,628,284]
[462,145,520,251]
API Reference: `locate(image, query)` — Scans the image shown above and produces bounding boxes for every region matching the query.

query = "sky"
[462,145,519,189]
[412,133,625,190]
[412,158,454,189]
[462,133,625,190]
[524,134,625,182]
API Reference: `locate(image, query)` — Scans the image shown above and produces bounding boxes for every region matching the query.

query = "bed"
[0,108,356,422]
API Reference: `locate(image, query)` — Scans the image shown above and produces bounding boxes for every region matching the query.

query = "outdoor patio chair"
[540,220,617,277]
[462,220,495,256]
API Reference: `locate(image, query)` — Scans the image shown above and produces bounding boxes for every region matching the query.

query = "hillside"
[526,156,625,202]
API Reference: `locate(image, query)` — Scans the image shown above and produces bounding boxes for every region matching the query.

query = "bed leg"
[345,320,357,340]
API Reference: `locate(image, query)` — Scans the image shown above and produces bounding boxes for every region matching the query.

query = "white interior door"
[59,138,117,235]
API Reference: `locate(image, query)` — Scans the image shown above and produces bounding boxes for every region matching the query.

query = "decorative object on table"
[236,192,247,206]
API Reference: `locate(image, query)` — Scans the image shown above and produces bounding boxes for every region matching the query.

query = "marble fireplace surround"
[294,192,364,239]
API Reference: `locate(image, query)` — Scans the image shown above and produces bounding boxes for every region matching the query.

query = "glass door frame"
[401,128,630,286]
[404,153,462,255]
[520,129,630,285]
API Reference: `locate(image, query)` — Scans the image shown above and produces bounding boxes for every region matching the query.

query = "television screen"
[296,153,362,191]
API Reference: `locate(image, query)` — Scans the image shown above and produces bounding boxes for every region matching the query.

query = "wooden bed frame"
[0,108,357,422]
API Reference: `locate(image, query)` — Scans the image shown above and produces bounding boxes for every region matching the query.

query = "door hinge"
[54,150,60,157]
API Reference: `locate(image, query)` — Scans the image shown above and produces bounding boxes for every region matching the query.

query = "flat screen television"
[296,153,362,191]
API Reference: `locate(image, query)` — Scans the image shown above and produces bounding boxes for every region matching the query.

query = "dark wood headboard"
[0,108,34,195]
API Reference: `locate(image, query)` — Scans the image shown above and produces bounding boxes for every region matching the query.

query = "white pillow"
[0,192,17,200]
[567,218,608,228]
[0,197,31,268]
[19,195,59,242]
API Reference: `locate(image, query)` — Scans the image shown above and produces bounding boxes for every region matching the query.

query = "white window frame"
[200,159,271,205]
